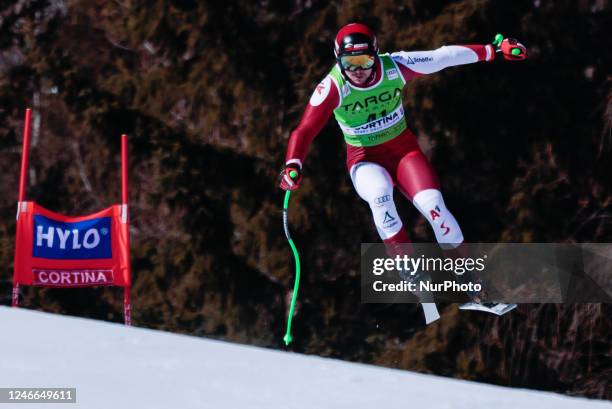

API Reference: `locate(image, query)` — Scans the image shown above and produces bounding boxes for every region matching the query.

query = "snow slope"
[0,306,609,409]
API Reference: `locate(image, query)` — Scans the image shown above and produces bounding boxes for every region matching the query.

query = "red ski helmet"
[334,23,378,58]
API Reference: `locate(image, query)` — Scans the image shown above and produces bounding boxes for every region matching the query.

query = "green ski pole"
[282,170,301,346]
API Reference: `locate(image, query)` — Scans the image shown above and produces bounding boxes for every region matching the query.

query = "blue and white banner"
[33,215,112,260]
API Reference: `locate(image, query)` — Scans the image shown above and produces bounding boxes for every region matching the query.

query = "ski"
[459,302,517,316]
[421,302,440,324]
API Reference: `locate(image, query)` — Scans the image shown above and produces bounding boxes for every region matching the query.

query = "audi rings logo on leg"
[374,194,391,205]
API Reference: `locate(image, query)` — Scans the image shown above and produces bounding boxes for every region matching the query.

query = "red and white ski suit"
[284,44,495,247]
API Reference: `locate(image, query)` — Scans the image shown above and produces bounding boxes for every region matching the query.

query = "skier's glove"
[492,34,527,61]
[279,163,303,191]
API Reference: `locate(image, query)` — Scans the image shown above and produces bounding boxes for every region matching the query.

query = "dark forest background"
[0,0,610,400]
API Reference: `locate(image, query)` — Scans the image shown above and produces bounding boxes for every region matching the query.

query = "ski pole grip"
[289,170,298,179]
[493,33,504,48]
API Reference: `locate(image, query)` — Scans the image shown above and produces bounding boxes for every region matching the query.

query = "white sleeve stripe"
[486,44,497,61]
[286,159,302,168]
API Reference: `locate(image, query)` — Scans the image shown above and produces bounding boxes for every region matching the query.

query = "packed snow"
[0,306,609,409]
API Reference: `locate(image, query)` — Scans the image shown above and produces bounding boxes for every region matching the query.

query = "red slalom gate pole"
[121,134,131,325]
[123,287,131,326]
[121,134,128,207]
[13,108,32,307]
[17,108,32,212]
[11,285,20,308]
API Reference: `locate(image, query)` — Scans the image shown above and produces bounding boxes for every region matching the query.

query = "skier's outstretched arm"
[392,37,526,80]
[280,76,338,190]
[391,44,495,79]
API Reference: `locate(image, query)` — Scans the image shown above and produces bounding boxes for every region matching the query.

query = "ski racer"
[279,23,527,307]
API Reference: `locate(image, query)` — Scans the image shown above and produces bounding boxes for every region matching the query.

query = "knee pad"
[412,189,464,245]
[368,190,403,240]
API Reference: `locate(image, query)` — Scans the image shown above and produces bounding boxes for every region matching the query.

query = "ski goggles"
[339,54,376,71]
